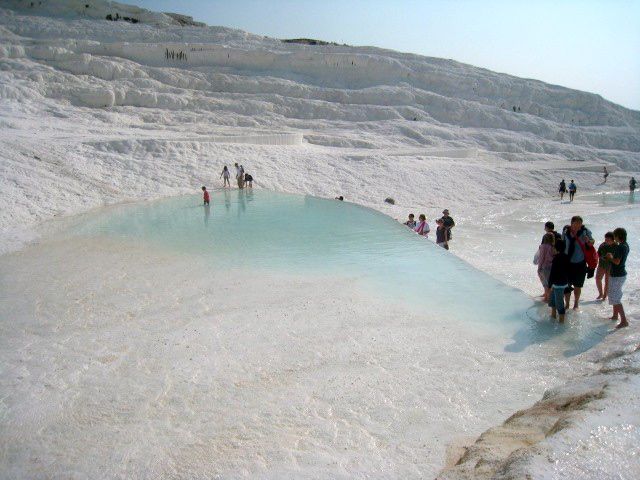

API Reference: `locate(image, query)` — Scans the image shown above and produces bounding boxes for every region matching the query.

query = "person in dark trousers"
[440,209,455,243]
[559,179,567,200]
[202,186,210,205]
[606,228,630,329]
[548,239,570,323]
[562,216,594,310]
[603,166,609,184]
[630,177,637,193]
[568,180,577,202]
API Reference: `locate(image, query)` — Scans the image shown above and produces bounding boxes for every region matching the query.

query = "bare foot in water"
[615,322,629,329]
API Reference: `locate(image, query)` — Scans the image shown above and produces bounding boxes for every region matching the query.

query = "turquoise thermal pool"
[50,189,616,354]
[64,190,531,327]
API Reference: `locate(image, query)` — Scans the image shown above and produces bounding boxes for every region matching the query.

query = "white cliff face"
[0,2,639,479]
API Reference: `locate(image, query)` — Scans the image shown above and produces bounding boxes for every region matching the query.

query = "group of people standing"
[403,209,455,249]
[558,174,637,201]
[535,217,630,329]
[220,163,253,189]
[558,179,577,201]
[201,163,255,206]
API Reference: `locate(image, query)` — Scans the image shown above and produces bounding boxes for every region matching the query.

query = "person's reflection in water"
[224,190,231,212]
[237,189,246,217]
[245,188,254,203]
[204,204,211,226]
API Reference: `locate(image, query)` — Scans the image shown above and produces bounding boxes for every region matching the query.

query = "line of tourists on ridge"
[558,174,636,202]
[534,217,630,329]
[402,210,455,250]
[200,163,255,205]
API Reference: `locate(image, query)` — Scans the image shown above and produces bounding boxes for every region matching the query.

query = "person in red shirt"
[202,186,210,205]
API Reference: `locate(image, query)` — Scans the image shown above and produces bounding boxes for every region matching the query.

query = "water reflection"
[204,204,211,227]
[224,190,231,212]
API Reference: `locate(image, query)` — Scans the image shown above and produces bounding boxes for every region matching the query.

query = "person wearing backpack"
[561,216,594,310]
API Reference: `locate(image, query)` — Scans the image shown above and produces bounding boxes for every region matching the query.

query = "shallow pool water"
[45,188,628,356]
[62,190,532,328]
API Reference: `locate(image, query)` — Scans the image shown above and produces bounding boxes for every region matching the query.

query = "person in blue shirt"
[568,180,577,202]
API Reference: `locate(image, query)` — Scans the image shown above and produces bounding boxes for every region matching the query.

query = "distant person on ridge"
[334,196,344,201]
[440,209,455,243]
[603,166,609,184]
[220,165,231,188]
[558,179,567,200]
[568,180,577,202]
[404,214,416,228]
[202,186,210,206]
[630,177,637,193]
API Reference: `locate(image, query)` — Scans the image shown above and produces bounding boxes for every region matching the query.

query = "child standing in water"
[220,166,231,188]
[202,186,210,205]
[548,239,570,323]
[596,232,616,300]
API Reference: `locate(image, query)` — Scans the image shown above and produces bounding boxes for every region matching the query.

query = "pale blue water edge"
[60,189,618,354]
